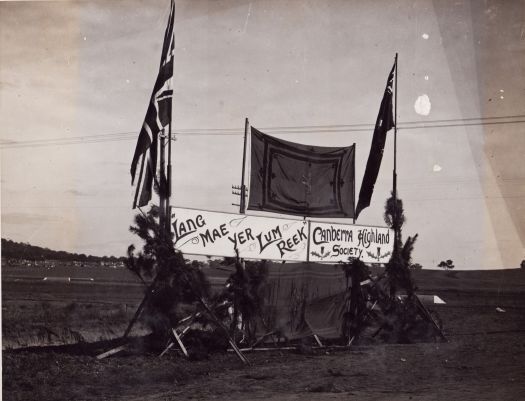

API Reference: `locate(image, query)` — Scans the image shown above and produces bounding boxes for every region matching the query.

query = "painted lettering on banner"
[172,207,308,261]
[172,207,393,264]
[309,222,393,264]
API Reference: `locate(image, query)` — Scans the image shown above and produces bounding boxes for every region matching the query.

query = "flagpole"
[353,143,356,224]
[164,23,175,238]
[393,53,398,250]
[160,132,167,234]
[166,126,172,233]
[166,4,175,236]
[240,117,249,214]
[122,0,173,344]
[393,53,398,199]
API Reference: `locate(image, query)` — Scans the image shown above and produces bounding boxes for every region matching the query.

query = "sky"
[1,0,524,269]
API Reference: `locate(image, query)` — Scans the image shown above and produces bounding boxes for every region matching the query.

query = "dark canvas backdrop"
[248,127,355,218]
[258,262,349,340]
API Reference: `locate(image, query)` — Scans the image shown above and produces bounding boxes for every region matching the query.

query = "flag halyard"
[131,0,175,209]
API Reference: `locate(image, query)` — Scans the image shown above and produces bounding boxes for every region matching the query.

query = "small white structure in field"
[399,294,446,305]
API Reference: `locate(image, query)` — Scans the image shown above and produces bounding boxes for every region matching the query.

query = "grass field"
[2,263,140,283]
[2,264,525,400]
[2,264,525,348]
[2,264,147,349]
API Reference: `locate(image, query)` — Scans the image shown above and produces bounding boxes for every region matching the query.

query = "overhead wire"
[1,114,524,149]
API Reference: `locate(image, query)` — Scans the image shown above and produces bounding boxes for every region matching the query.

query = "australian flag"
[355,62,396,219]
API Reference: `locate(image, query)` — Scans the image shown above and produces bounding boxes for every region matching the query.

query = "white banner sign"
[309,222,393,264]
[172,207,308,261]
[172,207,393,264]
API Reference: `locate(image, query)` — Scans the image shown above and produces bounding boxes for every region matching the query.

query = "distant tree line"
[1,238,125,263]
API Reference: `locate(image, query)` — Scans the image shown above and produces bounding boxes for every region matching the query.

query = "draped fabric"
[248,127,355,218]
[258,262,349,340]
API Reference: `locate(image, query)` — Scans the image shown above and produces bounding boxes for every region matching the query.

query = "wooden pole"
[353,142,356,224]
[159,132,167,234]
[240,118,249,214]
[306,220,311,262]
[171,328,189,357]
[166,126,172,234]
[166,3,175,236]
[122,274,161,339]
[393,53,399,252]
[122,292,148,339]
[393,53,398,198]
[122,0,174,347]
[199,297,250,365]
[96,344,128,360]
[414,295,447,341]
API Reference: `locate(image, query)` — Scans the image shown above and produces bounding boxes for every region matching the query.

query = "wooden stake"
[313,334,324,347]
[96,344,127,360]
[172,328,189,357]
[199,297,250,365]
[229,344,364,353]
[413,295,447,341]
[122,294,148,339]
[122,274,161,339]
[229,346,297,353]
[159,342,174,358]
[248,331,277,350]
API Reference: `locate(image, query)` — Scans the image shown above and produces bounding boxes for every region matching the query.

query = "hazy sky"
[1,0,524,269]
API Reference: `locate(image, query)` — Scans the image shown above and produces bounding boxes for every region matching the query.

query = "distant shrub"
[438,260,454,270]
[521,259,525,269]
[409,263,423,270]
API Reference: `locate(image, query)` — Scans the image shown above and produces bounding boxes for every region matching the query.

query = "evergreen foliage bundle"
[125,206,211,337]
[340,258,371,340]
[383,192,417,297]
[222,251,269,343]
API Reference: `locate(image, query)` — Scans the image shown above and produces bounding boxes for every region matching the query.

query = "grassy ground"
[2,266,525,400]
[3,299,524,401]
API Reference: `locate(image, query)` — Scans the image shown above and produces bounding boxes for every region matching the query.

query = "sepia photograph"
[1,0,524,399]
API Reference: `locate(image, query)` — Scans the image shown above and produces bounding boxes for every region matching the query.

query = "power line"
[404,195,525,201]
[2,115,524,149]
[160,114,525,131]
[175,119,525,136]
[399,120,525,131]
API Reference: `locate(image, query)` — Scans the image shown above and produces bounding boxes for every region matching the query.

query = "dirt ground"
[3,268,525,400]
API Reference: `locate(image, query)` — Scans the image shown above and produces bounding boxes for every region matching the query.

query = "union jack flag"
[131,0,175,209]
